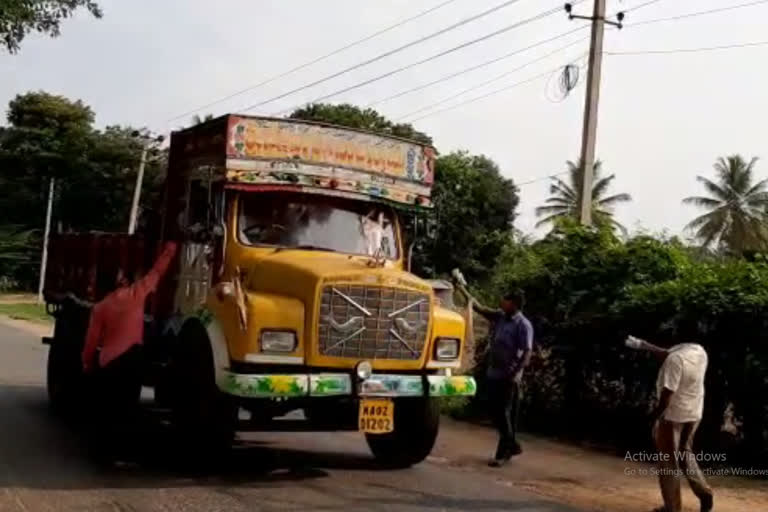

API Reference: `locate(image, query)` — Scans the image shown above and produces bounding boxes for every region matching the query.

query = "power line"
[462,4,768,184]
[606,40,768,55]
[516,170,569,187]
[365,26,588,108]
[238,0,534,113]
[622,0,664,14]
[164,0,462,123]
[407,58,587,123]
[396,38,587,120]
[354,1,666,127]
[270,2,580,116]
[628,0,768,27]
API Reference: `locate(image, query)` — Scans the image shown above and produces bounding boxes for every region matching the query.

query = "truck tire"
[170,321,236,460]
[153,380,173,408]
[47,335,84,417]
[47,300,91,417]
[365,397,440,468]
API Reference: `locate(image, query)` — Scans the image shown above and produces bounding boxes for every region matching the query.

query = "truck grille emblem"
[324,315,364,334]
[393,316,426,335]
[318,285,430,360]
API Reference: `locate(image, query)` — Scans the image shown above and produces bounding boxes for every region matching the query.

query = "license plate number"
[359,399,394,434]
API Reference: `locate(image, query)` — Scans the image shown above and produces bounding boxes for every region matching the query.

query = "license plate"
[359,399,394,434]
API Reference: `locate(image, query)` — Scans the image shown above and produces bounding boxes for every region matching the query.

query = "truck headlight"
[355,360,373,380]
[260,331,297,352]
[434,338,460,361]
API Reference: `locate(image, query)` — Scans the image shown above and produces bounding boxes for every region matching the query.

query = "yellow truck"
[43,115,475,467]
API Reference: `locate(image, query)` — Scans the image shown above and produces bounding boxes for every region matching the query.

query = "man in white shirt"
[627,335,714,512]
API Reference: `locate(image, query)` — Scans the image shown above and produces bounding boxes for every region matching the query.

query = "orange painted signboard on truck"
[226,116,435,185]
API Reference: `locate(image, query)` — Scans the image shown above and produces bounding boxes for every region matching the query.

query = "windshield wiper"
[273,245,337,253]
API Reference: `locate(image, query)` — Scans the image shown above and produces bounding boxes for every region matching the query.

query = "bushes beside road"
[467,221,768,467]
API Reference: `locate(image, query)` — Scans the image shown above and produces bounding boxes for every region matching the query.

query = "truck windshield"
[238,193,399,259]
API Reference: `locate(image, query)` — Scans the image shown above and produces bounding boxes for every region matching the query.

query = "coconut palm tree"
[683,155,768,254]
[535,160,632,232]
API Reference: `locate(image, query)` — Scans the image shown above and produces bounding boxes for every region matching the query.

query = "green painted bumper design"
[427,375,477,396]
[219,372,309,398]
[361,375,476,397]
[360,375,424,396]
[218,371,476,398]
[310,374,352,396]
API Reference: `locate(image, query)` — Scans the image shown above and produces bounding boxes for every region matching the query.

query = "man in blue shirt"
[459,286,534,467]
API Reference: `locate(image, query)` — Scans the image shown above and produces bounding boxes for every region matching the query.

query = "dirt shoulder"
[432,419,768,512]
[0,293,37,304]
[0,315,52,337]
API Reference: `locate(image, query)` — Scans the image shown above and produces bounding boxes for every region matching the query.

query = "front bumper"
[218,371,476,399]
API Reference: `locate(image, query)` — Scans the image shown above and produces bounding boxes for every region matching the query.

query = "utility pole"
[565,2,623,225]
[128,143,149,235]
[128,131,164,235]
[37,177,55,304]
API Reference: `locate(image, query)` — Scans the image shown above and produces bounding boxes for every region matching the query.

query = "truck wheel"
[153,381,172,408]
[47,337,84,417]
[170,322,236,460]
[365,397,440,468]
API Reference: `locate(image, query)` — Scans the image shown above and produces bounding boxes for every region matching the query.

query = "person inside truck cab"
[81,241,177,453]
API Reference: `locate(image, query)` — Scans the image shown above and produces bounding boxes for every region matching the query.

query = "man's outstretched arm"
[456,283,499,320]
[133,241,178,299]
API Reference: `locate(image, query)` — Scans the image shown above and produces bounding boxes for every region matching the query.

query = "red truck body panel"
[44,234,153,303]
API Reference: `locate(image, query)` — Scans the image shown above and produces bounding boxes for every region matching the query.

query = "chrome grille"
[318,285,430,360]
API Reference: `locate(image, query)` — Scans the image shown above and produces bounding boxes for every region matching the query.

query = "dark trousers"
[90,345,143,456]
[487,378,522,460]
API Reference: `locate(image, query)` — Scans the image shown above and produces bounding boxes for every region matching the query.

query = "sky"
[3,0,768,237]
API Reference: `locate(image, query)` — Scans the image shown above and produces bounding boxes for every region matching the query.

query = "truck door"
[173,169,222,316]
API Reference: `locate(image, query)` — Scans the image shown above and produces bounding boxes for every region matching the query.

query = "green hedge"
[471,221,768,466]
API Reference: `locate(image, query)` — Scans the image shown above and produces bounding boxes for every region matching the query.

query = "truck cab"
[45,115,476,467]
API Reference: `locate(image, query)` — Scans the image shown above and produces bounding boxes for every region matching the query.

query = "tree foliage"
[0,226,38,288]
[1,0,102,53]
[476,221,768,464]
[418,151,517,280]
[536,159,631,233]
[0,91,164,287]
[683,155,768,255]
[290,103,433,145]
[0,92,94,232]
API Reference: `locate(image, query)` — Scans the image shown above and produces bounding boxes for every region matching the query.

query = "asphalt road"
[0,322,581,512]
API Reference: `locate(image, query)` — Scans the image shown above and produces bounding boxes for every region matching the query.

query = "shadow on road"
[0,382,586,510]
[0,384,386,491]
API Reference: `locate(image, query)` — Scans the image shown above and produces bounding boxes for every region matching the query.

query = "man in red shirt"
[82,241,177,453]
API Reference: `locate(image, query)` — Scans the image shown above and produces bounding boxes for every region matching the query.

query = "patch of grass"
[0,303,52,324]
